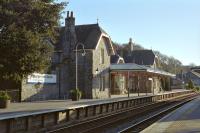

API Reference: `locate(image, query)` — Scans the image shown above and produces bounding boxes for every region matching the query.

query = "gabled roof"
[124,50,155,65]
[75,24,108,49]
[55,24,114,55]
[111,55,124,64]
[56,24,109,48]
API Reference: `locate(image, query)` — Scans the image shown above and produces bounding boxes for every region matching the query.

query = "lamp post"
[127,71,130,98]
[76,43,86,90]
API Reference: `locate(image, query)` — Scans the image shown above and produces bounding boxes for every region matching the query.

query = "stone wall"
[58,13,77,99]
[72,51,93,99]
[53,13,114,99]
[92,36,111,99]
[21,80,58,101]
[152,77,162,94]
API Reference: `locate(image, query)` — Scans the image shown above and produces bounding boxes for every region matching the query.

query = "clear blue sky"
[58,0,200,66]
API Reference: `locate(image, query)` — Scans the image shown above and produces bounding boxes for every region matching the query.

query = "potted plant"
[70,88,82,101]
[0,91,11,108]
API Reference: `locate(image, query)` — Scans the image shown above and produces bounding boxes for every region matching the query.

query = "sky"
[58,0,200,66]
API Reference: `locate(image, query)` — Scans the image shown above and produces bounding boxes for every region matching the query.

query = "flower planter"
[71,94,80,101]
[70,88,82,101]
[0,100,10,108]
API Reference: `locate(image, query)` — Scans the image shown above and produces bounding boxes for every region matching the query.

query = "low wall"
[21,80,58,102]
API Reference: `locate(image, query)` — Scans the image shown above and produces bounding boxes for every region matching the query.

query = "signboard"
[27,73,56,83]
[148,78,153,81]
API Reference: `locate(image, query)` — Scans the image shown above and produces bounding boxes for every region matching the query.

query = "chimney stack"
[128,38,134,52]
[65,11,75,27]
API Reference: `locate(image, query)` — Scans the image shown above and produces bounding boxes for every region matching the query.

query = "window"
[100,48,104,64]
[102,76,105,91]
[99,76,105,91]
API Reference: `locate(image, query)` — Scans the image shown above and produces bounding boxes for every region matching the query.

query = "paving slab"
[142,95,200,133]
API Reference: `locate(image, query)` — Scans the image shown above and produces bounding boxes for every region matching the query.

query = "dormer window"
[100,48,104,64]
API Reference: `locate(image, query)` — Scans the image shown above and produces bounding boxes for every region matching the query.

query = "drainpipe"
[138,74,140,96]
[128,71,130,98]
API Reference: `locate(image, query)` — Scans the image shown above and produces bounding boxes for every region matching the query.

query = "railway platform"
[142,95,200,133]
[0,89,193,133]
[0,89,186,119]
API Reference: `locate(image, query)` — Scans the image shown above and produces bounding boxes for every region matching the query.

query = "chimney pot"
[71,11,73,18]
[128,37,134,52]
[67,11,69,18]
[129,38,132,43]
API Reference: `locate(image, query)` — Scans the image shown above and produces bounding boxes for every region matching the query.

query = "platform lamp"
[95,68,99,74]
[75,43,86,91]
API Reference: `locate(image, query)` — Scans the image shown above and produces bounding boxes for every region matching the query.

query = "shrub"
[70,88,82,101]
[195,86,200,91]
[188,80,194,89]
[0,91,11,100]
[185,83,189,90]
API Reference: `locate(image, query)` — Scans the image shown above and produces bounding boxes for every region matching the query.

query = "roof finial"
[129,38,132,43]
[97,17,99,24]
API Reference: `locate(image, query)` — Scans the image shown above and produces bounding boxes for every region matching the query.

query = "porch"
[110,63,175,97]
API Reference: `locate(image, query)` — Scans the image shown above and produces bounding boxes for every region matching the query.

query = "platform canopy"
[110,63,175,77]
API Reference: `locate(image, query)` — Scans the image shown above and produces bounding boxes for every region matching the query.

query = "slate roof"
[191,71,200,78]
[55,24,109,51]
[111,55,124,64]
[75,24,107,49]
[124,50,155,65]
[110,63,175,77]
[191,66,200,74]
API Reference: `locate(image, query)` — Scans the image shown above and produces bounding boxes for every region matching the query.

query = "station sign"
[27,73,56,84]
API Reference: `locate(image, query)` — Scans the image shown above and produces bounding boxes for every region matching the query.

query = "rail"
[119,95,196,133]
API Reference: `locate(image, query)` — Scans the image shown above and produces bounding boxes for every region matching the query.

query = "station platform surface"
[0,89,187,120]
[142,95,200,133]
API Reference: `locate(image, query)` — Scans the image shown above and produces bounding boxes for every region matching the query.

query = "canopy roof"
[110,63,175,77]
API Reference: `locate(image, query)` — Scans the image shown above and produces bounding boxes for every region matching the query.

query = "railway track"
[47,93,198,133]
[118,95,197,133]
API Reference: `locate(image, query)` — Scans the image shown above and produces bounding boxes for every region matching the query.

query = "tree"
[0,0,65,89]
[188,80,194,90]
[113,41,144,57]
[154,51,183,74]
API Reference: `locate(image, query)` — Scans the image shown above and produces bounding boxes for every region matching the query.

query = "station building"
[21,11,175,101]
[52,11,174,99]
